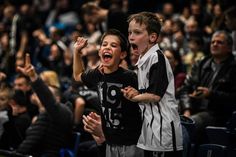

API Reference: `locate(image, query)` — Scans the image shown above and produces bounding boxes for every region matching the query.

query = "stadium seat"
[206,126,230,146]
[197,144,227,157]
[0,149,31,157]
[60,132,81,157]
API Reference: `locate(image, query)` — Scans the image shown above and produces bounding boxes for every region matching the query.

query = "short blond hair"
[40,71,60,89]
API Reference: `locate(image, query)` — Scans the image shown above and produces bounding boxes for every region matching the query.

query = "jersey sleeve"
[146,54,169,98]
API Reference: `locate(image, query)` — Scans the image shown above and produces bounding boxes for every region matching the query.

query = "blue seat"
[60,132,81,157]
[180,115,196,157]
[180,115,196,142]
[197,144,227,157]
[206,126,230,146]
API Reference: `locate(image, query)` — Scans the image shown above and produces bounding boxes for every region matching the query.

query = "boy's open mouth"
[131,43,138,51]
[102,52,112,62]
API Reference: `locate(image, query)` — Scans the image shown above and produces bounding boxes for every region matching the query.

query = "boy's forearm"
[73,51,84,82]
[133,93,161,103]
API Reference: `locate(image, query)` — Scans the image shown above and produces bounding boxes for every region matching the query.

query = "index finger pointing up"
[25,53,31,67]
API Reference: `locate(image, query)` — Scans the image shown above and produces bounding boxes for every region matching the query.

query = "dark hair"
[15,74,30,85]
[188,36,204,49]
[81,2,99,16]
[100,29,129,52]
[127,12,162,36]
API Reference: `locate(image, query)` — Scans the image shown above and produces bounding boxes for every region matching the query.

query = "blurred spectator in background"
[178,6,191,24]
[1,4,25,57]
[18,3,41,54]
[0,82,12,138]
[81,1,128,37]
[0,4,27,72]
[62,79,100,127]
[179,30,236,144]
[183,36,205,73]
[225,6,236,56]
[15,54,73,157]
[1,2,40,68]
[163,48,186,95]
[184,18,201,41]
[0,32,15,80]
[33,0,53,24]
[162,2,174,20]
[0,89,31,151]
[40,70,61,89]
[13,74,31,92]
[190,2,212,34]
[83,22,102,44]
[205,3,225,36]
[160,19,174,49]
[13,74,38,119]
[172,20,189,56]
[45,0,79,34]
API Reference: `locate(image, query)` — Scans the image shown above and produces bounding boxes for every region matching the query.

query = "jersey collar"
[136,44,160,68]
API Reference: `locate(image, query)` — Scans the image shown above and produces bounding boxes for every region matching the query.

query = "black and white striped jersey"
[135,44,183,152]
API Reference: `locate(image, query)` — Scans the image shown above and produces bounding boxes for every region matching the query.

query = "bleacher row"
[182,111,236,157]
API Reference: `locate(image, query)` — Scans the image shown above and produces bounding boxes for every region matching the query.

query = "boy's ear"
[149,33,158,44]
[120,51,127,60]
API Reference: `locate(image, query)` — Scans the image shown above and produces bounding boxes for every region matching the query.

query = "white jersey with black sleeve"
[136,44,183,152]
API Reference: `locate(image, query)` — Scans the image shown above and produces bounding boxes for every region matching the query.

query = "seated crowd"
[0,0,236,157]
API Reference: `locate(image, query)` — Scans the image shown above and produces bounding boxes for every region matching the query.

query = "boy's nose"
[128,36,134,41]
[104,47,111,50]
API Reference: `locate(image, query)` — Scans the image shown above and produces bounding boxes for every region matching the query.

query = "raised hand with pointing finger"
[14,52,74,156]
[16,53,38,81]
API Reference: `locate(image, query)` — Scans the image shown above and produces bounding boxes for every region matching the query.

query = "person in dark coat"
[0,90,31,151]
[15,54,73,157]
[179,30,236,144]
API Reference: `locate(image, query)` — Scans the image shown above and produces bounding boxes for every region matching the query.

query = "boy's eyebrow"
[128,27,143,31]
[102,40,119,45]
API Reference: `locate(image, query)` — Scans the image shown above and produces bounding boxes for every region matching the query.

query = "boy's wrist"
[95,135,106,145]
[74,50,82,56]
